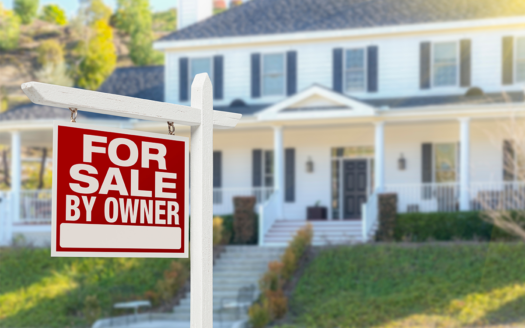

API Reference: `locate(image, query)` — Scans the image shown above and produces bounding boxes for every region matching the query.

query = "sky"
[3,0,181,16]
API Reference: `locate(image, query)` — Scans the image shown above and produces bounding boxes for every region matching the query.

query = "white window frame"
[343,48,367,93]
[189,57,213,86]
[431,41,460,88]
[261,53,286,97]
[515,36,525,83]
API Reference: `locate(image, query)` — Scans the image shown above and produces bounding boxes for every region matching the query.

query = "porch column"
[459,118,470,211]
[11,131,21,222]
[374,122,385,193]
[273,126,284,218]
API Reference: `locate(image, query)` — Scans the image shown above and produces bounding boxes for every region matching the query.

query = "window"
[516,37,525,82]
[263,150,274,187]
[190,58,212,85]
[434,143,457,182]
[345,48,366,92]
[433,42,458,87]
[262,54,285,96]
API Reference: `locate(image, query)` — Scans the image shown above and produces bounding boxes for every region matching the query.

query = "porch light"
[398,153,406,171]
[306,157,314,173]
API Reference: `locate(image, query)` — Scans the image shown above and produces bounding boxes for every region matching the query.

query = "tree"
[152,8,176,32]
[36,40,64,66]
[79,0,112,25]
[14,0,39,24]
[40,4,67,25]
[115,0,163,66]
[0,3,21,50]
[35,62,73,87]
[76,19,116,90]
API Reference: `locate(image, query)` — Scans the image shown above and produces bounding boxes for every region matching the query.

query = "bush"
[213,217,224,246]
[14,0,38,24]
[393,211,520,242]
[216,213,259,245]
[153,261,189,304]
[0,4,20,51]
[40,4,67,25]
[249,300,271,328]
[37,39,64,66]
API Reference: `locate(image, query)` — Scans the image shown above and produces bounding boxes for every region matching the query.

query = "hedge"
[393,211,522,242]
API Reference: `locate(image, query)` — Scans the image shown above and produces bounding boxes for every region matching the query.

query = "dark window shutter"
[285,148,295,202]
[367,46,378,92]
[252,149,262,187]
[286,51,297,96]
[213,56,224,100]
[460,39,471,87]
[333,48,343,92]
[420,42,431,89]
[422,143,432,199]
[179,57,189,101]
[502,36,514,85]
[503,140,515,181]
[213,151,222,188]
[251,53,261,98]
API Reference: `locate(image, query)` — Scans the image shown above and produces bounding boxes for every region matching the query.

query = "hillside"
[285,243,525,328]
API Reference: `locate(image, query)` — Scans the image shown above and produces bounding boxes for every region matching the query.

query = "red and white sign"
[51,123,189,258]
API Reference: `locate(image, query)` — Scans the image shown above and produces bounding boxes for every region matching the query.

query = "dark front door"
[343,159,367,219]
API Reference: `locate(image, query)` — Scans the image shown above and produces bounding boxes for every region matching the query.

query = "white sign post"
[22,73,241,327]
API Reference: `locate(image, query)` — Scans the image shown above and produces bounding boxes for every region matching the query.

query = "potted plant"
[307,201,327,220]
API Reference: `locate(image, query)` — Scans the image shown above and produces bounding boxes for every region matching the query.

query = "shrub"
[41,4,67,25]
[0,4,20,51]
[154,261,189,304]
[281,224,313,280]
[266,290,288,320]
[14,0,39,24]
[37,40,64,66]
[83,295,101,325]
[393,211,520,242]
[249,300,271,328]
[213,217,224,246]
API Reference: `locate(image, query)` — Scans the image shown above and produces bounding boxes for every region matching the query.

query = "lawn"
[287,243,525,328]
[0,247,188,328]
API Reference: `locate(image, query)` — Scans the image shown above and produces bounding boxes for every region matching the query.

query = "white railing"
[19,190,53,223]
[469,181,525,211]
[0,191,12,246]
[361,192,378,242]
[384,182,460,213]
[213,187,273,216]
[258,189,280,246]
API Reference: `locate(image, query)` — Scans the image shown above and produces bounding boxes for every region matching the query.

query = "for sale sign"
[52,123,189,258]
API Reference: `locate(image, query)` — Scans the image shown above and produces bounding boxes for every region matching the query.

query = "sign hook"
[167,122,175,135]
[70,108,77,123]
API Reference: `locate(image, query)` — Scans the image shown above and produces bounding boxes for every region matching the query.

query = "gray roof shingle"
[159,0,525,42]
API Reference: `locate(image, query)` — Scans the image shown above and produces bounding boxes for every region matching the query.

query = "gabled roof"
[159,0,525,42]
[257,85,376,121]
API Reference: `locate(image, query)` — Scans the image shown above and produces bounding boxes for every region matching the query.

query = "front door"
[343,159,367,219]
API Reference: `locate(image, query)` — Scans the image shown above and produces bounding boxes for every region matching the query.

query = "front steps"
[171,245,285,322]
[263,220,364,245]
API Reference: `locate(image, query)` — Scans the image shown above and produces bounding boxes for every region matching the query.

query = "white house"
[2,0,525,246]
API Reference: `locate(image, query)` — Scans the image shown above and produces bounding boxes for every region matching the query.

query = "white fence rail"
[0,191,11,246]
[469,181,525,211]
[258,189,280,246]
[361,192,378,242]
[213,187,273,215]
[384,182,460,213]
[19,190,52,223]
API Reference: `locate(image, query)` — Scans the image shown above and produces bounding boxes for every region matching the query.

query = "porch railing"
[20,190,52,223]
[258,189,280,246]
[213,187,274,215]
[469,181,525,211]
[361,191,378,242]
[0,191,12,246]
[384,182,460,213]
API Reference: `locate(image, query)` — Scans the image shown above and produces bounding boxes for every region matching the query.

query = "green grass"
[0,247,188,328]
[287,243,525,328]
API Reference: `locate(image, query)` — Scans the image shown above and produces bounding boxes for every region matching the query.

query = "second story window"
[516,37,525,83]
[433,42,458,87]
[345,48,366,92]
[190,57,212,84]
[262,53,285,96]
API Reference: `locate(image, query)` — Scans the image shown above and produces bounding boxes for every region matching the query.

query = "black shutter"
[252,149,262,187]
[285,148,295,202]
[251,53,261,98]
[420,42,431,89]
[460,39,471,87]
[213,151,222,188]
[213,56,224,100]
[286,51,297,96]
[422,143,432,199]
[502,36,514,85]
[503,140,515,181]
[179,57,189,101]
[333,48,343,92]
[367,46,378,92]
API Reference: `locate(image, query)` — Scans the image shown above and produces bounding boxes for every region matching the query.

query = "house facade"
[2,0,525,246]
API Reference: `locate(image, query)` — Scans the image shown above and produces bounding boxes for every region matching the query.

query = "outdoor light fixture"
[306,157,314,173]
[398,153,406,171]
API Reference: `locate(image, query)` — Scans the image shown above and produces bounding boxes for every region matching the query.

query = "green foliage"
[35,62,73,87]
[216,213,260,245]
[76,19,116,90]
[14,0,39,24]
[115,0,163,66]
[79,0,112,25]
[287,243,525,328]
[152,8,176,32]
[249,300,272,328]
[40,4,67,25]
[393,211,520,242]
[36,39,64,66]
[0,4,21,50]
[0,247,189,327]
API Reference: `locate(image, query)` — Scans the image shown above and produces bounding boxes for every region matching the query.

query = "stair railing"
[361,192,378,242]
[257,189,280,246]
